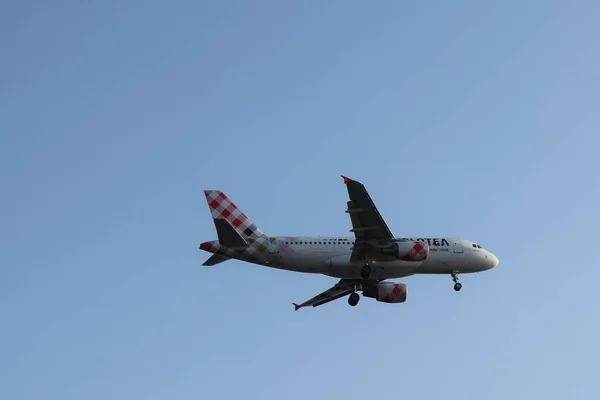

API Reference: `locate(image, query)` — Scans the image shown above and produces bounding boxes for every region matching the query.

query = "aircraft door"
[452,238,464,253]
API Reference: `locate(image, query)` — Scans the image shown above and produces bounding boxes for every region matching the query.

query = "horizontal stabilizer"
[203,253,231,266]
[213,218,248,248]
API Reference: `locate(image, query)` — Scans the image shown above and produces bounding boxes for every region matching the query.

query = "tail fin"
[213,218,248,247]
[204,190,267,241]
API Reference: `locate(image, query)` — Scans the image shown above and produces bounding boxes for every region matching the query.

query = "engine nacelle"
[382,240,429,262]
[363,282,407,303]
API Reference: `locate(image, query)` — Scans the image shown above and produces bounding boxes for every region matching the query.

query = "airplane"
[199,175,500,310]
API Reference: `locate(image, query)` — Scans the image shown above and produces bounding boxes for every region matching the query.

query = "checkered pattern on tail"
[204,190,266,240]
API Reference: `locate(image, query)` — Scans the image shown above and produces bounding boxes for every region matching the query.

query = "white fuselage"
[258,236,499,280]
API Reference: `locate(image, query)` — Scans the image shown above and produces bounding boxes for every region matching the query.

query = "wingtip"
[341,175,352,184]
[292,302,301,311]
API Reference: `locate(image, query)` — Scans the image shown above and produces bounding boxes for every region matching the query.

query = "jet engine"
[363,282,407,303]
[382,240,429,262]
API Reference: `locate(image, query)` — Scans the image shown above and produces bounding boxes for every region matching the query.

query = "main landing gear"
[348,280,361,307]
[348,292,360,306]
[360,263,371,280]
[352,263,371,306]
[452,272,462,292]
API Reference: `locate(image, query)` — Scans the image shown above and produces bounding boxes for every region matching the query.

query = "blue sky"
[2,0,599,398]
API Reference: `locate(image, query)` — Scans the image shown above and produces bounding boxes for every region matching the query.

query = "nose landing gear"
[452,272,462,291]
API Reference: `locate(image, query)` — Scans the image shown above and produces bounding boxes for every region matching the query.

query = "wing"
[341,175,394,261]
[292,279,355,311]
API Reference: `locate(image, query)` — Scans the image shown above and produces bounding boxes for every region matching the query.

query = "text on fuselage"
[399,238,450,246]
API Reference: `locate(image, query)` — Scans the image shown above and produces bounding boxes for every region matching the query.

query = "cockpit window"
[473,244,483,248]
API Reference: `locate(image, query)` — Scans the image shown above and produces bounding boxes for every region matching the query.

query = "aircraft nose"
[490,254,499,268]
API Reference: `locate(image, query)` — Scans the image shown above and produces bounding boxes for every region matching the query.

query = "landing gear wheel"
[360,265,371,280]
[348,292,360,306]
[451,272,461,292]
